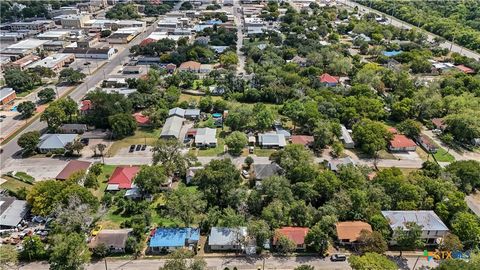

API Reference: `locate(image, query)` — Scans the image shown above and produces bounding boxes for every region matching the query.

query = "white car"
[242,170,250,178]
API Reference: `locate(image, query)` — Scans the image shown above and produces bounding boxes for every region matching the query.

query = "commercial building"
[27,53,75,72]
[0,87,16,106]
[1,39,48,56]
[107,27,142,44]
[4,55,41,70]
[9,20,55,32]
[37,30,72,41]
[61,47,116,59]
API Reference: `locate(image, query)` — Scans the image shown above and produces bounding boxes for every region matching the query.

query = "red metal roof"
[455,64,474,74]
[319,73,339,84]
[291,135,314,146]
[140,38,156,47]
[390,134,416,148]
[108,166,140,189]
[273,227,309,245]
[133,112,150,125]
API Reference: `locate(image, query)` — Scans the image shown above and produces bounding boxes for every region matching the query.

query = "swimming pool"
[10,106,17,112]
[212,113,222,118]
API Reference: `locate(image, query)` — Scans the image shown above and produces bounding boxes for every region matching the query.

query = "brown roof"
[56,160,92,180]
[336,221,372,242]
[273,227,309,245]
[431,118,446,130]
[88,229,132,249]
[179,61,201,70]
[290,135,314,146]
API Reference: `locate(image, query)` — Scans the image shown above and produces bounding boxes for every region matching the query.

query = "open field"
[107,128,160,157]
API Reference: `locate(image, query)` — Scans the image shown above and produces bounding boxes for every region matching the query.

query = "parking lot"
[1,158,68,180]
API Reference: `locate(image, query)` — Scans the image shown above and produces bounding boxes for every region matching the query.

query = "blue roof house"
[148,227,200,253]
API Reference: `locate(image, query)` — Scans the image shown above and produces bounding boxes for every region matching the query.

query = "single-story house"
[185,109,201,120]
[273,227,309,251]
[0,87,16,105]
[186,166,203,184]
[208,227,248,251]
[381,211,449,244]
[455,64,474,74]
[88,229,132,253]
[431,118,447,131]
[289,55,307,67]
[258,133,286,148]
[0,197,28,229]
[165,63,176,73]
[168,107,186,118]
[290,135,314,147]
[336,221,372,244]
[55,160,92,180]
[106,166,140,191]
[37,134,78,153]
[340,125,355,149]
[80,100,93,114]
[178,61,201,73]
[103,78,128,88]
[59,123,87,134]
[148,227,200,253]
[417,135,438,153]
[328,157,356,172]
[389,134,417,152]
[252,163,283,181]
[160,116,184,139]
[133,112,151,127]
[194,128,217,148]
[274,127,291,140]
[318,73,339,87]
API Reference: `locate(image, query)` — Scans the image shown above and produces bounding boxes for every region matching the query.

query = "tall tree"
[17,101,36,119]
[134,165,167,195]
[20,235,46,261]
[165,184,206,226]
[352,119,392,157]
[348,253,397,270]
[49,233,91,270]
[152,138,196,175]
[357,230,388,254]
[225,131,247,155]
[393,222,424,256]
[108,113,137,139]
[17,131,40,153]
[37,88,56,103]
[305,222,329,255]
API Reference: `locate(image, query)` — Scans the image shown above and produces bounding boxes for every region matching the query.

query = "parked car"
[91,225,102,236]
[80,138,89,145]
[141,144,147,151]
[242,170,250,178]
[0,115,6,118]
[135,144,141,151]
[330,254,347,262]
[129,145,135,152]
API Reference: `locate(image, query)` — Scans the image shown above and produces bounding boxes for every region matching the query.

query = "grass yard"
[377,150,396,159]
[416,147,430,161]
[192,79,203,90]
[253,148,277,157]
[178,93,222,103]
[433,148,455,162]
[191,138,226,157]
[0,176,33,193]
[107,128,160,156]
[92,164,116,199]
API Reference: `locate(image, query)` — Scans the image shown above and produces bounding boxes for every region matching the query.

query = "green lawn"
[433,148,455,162]
[191,138,226,157]
[107,128,160,156]
[0,176,33,193]
[92,164,116,199]
[192,79,203,90]
[254,148,277,157]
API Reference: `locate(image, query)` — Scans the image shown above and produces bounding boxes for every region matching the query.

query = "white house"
[208,227,249,251]
[194,128,217,148]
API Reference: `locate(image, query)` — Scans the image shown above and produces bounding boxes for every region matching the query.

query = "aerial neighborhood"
[1,0,480,270]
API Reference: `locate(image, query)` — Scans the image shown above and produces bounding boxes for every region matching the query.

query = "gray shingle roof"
[253,163,283,180]
[381,211,449,232]
[0,87,14,101]
[38,134,77,149]
[258,133,286,147]
[168,107,185,117]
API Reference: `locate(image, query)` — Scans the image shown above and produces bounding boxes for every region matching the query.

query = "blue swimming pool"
[212,113,222,118]
[10,106,17,112]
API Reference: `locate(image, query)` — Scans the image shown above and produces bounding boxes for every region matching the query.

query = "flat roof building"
[28,53,75,71]
[160,116,184,139]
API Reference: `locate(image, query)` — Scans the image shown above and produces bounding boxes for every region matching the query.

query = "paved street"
[341,0,480,60]
[0,21,159,169]
[233,0,246,75]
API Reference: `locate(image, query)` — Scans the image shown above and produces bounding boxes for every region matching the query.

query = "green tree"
[37,87,56,103]
[397,119,422,138]
[275,234,296,254]
[64,140,84,155]
[59,68,86,84]
[352,119,392,157]
[439,233,463,251]
[244,156,254,168]
[225,131,247,155]
[393,222,424,256]
[17,131,40,153]
[253,103,274,131]
[305,223,329,255]
[49,233,91,270]
[17,101,36,118]
[165,183,206,226]
[134,165,167,195]
[247,219,272,249]
[4,69,36,91]
[108,113,137,139]
[225,106,253,131]
[348,253,397,270]
[152,139,196,176]
[357,230,388,254]
[451,212,480,248]
[194,159,241,209]
[40,103,66,130]
[446,160,480,193]
[220,51,239,67]
[21,235,46,261]
[294,266,314,270]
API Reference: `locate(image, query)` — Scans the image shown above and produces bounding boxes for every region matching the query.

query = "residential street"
[341,0,480,60]
[0,21,159,169]
[233,0,246,75]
